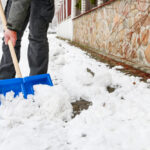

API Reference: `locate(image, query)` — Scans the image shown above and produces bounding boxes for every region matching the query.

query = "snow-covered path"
[0,33,150,150]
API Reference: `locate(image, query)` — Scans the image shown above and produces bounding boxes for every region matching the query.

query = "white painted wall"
[56,0,77,41]
[57,18,73,41]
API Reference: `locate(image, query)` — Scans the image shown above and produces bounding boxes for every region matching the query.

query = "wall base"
[57,36,150,79]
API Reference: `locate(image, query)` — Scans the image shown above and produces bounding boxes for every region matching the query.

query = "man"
[0,0,55,79]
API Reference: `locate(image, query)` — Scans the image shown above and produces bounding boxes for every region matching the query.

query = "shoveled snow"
[0,33,150,149]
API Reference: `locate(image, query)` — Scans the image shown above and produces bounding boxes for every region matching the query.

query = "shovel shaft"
[0,0,22,78]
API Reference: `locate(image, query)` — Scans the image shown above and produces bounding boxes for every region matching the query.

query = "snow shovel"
[0,1,53,100]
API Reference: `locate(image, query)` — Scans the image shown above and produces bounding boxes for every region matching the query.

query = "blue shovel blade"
[0,78,24,97]
[23,74,53,98]
[0,74,53,100]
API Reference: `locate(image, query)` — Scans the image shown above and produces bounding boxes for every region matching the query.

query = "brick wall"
[73,0,150,69]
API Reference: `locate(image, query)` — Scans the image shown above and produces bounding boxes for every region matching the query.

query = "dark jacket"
[7,0,54,31]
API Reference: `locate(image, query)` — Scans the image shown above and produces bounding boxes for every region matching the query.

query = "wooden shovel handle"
[0,0,22,78]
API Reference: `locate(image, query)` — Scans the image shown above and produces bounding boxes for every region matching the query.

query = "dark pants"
[0,0,54,79]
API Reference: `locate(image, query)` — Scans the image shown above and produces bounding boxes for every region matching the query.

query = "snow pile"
[67,94,150,150]
[34,85,72,121]
[0,84,72,150]
[0,85,72,122]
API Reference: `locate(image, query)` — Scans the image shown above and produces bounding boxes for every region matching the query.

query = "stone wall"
[73,0,150,69]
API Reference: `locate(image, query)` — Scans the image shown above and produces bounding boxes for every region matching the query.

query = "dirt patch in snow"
[71,99,92,118]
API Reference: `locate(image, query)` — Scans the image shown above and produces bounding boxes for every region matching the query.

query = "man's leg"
[28,0,54,76]
[0,0,30,79]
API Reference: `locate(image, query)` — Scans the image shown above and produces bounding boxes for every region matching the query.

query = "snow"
[0,33,150,149]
